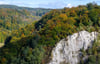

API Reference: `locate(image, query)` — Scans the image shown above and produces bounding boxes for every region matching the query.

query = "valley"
[0,2,100,64]
[0,5,51,44]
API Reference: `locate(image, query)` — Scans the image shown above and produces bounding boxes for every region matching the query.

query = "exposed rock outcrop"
[49,31,98,64]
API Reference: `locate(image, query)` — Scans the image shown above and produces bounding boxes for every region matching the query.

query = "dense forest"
[0,6,51,43]
[1,3,100,64]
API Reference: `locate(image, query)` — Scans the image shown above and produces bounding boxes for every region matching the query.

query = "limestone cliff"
[49,31,98,64]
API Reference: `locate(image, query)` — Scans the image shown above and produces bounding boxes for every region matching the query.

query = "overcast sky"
[0,0,100,8]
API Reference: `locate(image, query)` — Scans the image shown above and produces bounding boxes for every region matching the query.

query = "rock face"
[49,31,98,64]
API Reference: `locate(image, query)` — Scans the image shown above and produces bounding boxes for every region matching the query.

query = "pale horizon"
[0,0,100,9]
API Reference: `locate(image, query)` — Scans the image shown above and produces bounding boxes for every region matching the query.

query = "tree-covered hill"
[0,5,51,43]
[0,8,32,43]
[0,5,52,16]
[0,3,100,64]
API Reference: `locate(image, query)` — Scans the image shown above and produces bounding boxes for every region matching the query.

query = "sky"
[0,0,100,9]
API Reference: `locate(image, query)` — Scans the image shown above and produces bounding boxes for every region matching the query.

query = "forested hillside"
[0,3,100,64]
[0,6,50,43]
[0,5,51,16]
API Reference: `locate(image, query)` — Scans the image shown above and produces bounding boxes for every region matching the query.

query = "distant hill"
[0,8,38,43]
[0,5,52,43]
[0,5,52,16]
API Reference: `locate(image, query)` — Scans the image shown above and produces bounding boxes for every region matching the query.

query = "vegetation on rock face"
[1,3,100,64]
[79,33,100,64]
